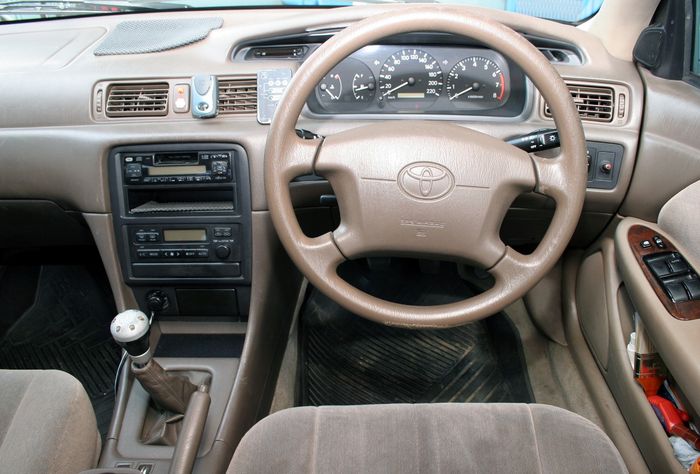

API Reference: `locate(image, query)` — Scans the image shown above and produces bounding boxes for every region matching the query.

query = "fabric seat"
[0,370,100,474]
[229,403,627,474]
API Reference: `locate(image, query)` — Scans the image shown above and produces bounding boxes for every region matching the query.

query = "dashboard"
[306,44,527,117]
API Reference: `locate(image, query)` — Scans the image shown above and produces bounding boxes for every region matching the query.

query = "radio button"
[137,250,161,259]
[215,245,231,259]
[125,163,143,178]
[196,249,209,258]
[184,250,197,258]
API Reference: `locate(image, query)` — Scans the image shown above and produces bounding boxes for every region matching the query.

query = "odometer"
[378,49,443,110]
[446,56,509,109]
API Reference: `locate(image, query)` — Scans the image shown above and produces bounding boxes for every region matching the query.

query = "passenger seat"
[0,370,100,474]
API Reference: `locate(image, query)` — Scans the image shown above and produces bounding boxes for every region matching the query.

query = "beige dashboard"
[0,5,644,216]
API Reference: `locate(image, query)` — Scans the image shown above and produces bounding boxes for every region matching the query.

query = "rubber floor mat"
[0,265,121,436]
[301,260,533,406]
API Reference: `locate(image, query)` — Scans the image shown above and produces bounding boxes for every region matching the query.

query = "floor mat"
[301,259,533,406]
[0,264,121,436]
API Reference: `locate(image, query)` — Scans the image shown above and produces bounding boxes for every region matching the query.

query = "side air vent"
[537,47,581,65]
[218,77,257,114]
[544,84,615,123]
[105,82,169,117]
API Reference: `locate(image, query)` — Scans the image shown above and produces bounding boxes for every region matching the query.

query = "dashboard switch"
[173,84,190,113]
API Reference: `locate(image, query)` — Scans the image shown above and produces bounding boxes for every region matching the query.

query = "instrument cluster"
[306,44,527,117]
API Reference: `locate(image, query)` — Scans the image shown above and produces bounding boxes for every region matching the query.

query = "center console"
[109,143,252,318]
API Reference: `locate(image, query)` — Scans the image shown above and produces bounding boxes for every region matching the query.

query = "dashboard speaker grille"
[545,84,615,123]
[105,82,169,117]
[218,77,257,114]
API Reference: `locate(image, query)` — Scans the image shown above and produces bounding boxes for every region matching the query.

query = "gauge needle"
[382,81,409,97]
[449,86,473,101]
[354,85,369,92]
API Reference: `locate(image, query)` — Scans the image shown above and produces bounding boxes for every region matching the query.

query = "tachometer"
[378,49,443,109]
[446,56,509,109]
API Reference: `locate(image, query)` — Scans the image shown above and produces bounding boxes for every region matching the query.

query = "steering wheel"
[265,6,587,328]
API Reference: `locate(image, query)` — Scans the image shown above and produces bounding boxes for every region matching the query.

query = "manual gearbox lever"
[111,309,197,414]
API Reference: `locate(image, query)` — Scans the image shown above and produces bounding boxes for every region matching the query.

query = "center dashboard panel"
[109,143,252,319]
[304,44,528,117]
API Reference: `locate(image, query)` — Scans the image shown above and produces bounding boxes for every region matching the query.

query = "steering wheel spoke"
[273,132,323,182]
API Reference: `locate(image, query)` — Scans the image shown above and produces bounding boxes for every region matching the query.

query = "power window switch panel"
[684,279,700,300]
[665,282,689,303]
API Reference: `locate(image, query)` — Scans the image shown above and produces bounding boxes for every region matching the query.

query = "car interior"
[1,0,700,472]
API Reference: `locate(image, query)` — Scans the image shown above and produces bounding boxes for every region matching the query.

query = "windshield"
[0,0,604,24]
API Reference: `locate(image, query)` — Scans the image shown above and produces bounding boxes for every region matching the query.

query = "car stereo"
[122,150,232,185]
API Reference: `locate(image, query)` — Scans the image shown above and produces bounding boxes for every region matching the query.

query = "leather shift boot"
[132,359,197,414]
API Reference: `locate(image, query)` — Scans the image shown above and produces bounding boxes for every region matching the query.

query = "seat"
[229,403,627,474]
[0,370,100,474]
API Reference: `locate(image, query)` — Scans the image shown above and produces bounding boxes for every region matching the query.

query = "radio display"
[163,229,207,242]
[148,165,206,176]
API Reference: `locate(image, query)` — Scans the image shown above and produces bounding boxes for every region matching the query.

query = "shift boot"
[131,359,197,414]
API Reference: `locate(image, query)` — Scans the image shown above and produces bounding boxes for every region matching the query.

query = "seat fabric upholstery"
[0,370,100,474]
[229,403,627,474]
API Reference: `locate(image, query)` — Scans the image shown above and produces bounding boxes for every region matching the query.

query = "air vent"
[105,82,169,117]
[218,77,257,114]
[545,84,615,123]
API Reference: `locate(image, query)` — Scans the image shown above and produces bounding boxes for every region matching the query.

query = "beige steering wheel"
[265,6,587,328]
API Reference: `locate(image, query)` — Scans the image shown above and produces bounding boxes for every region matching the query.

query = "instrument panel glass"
[308,44,526,117]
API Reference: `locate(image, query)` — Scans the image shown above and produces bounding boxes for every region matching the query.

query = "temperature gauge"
[314,58,376,112]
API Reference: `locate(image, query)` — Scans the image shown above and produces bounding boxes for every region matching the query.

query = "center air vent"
[105,82,169,117]
[218,77,257,114]
[544,84,615,123]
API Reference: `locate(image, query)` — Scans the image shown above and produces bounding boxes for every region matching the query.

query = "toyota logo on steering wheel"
[398,162,455,201]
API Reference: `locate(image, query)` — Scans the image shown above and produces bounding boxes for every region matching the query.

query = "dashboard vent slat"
[544,84,615,123]
[105,82,169,117]
[218,77,258,114]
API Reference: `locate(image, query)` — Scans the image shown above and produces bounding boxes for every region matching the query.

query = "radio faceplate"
[123,150,233,185]
[128,224,242,278]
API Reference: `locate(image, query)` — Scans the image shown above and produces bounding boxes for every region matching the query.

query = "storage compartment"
[126,186,236,215]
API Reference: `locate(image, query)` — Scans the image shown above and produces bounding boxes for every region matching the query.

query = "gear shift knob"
[111,309,151,366]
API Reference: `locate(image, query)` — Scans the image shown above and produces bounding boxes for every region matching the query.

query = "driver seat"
[228,403,627,473]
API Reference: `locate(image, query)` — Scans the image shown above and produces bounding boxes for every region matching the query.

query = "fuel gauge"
[314,58,376,112]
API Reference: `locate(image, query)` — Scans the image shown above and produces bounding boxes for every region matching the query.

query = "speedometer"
[446,56,509,109]
[378,49,443,110]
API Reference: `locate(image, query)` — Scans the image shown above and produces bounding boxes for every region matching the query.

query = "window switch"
[647,256,672,278]
[665,282,689,303]
[684,279,700,300]
[640,240,652,249]
[668,254,689,275]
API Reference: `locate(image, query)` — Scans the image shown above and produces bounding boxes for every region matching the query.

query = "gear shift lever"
[110,309,152,367]
[111,310,197,414]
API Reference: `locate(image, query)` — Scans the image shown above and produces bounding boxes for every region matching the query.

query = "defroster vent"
[545,84,615,123]
[105,82,169,117]
[218,77,257,114]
